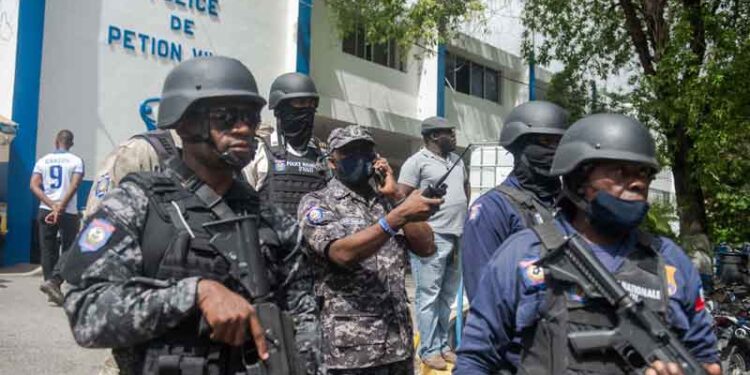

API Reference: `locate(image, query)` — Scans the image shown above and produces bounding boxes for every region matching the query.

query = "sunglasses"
[190,106,261,132]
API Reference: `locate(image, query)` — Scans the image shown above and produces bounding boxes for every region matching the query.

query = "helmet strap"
[561,184,590,214]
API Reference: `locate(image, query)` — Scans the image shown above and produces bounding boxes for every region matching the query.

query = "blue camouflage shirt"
[455,218,719,374]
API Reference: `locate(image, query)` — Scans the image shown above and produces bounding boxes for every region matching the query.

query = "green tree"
[324,0,485,48]
[641,200,679,240]
[522,0,750,242]
[546,67,590,121]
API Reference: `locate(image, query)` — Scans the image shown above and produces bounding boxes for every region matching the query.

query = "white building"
[0,0,550,265]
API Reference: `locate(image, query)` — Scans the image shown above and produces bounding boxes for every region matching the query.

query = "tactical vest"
[518,230,671,374]
[117,172,262,375]
[495,185,555,227]
[132,130,179,170]
[259,145,327,216]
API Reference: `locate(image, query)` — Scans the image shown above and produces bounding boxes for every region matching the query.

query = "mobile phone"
[373,169,386,187]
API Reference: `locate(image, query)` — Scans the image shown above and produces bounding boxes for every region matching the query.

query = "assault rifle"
[534,223,705,374]
[421,145,472,199]
[204,214,303,375]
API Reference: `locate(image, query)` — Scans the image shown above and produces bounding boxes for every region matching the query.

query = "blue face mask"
[335,155,373,187]
[588,190,650,236]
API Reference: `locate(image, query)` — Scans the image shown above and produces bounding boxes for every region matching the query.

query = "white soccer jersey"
[32,150,85,214]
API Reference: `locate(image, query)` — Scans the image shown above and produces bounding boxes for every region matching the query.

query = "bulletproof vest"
[132,130,179,170]
[119,171,262,375]
[518,231,670,374]
[495,184,555,227]
[258,144,327,215]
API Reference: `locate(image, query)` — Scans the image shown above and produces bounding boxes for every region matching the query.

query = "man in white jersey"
[29,130,84,305]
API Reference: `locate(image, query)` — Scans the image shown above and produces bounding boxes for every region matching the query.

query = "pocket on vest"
[329,314,387,347]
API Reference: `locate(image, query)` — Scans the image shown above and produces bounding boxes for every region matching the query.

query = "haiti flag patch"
[79,219,115,253]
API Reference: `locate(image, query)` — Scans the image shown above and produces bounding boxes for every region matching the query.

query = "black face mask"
[521,143,556,176]
[514,142,560,201]
[587,190,650,237]
[335,155,374,189]
[277,106,316,150]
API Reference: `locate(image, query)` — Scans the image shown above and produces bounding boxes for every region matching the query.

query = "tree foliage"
[523,0,750,242]
[546,67,591,122]
[324,0,485,49]
[641,200,679,240]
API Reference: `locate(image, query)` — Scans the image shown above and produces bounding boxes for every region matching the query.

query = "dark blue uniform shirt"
[455,218,719,374]
[461,175,545,301]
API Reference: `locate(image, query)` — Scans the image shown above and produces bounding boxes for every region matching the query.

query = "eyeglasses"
[190,106,261,132]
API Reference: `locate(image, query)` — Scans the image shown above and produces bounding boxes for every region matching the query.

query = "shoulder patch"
[306,207,326,225]
[665,264,678,296]
[94,174,111,198]
[469,203,482,222]
[79,219,116,252]
[519,257,545,289]
[273,159,287,172]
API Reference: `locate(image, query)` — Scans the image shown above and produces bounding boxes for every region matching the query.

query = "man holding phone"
[299,125,442,374]
[397,116,469,370]
[30,129,84,305]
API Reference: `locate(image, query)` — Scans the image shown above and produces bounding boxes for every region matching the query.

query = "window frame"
[445,50,503,105]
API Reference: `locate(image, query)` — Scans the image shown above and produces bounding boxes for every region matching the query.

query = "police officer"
[455,114,720,374]
[461,101,570,300]
[83,128,180,217]
[242,72,326,374]
[243,72,327,212]
[62,56,299,374]
[298,125,442,374]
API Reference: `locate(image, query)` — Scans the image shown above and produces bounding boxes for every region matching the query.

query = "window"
[454,56,470,94]
[342,27,406,72]
[445,53,456,89]
[445,51,502,104]
[470,63,484,97]
[484,67,499,103]
[469,146,515,202]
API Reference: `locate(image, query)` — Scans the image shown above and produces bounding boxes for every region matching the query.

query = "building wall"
[36,0,297,175]
[0,0,19,119]
[309,1,429,140]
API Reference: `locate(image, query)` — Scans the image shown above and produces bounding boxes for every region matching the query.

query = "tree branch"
[682,0,707,64]
[619,0,657,75]
[643,0,669,61]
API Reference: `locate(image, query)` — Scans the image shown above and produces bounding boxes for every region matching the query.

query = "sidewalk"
[0,273,108,374]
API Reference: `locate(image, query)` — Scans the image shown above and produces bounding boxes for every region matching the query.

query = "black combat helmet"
[157,56,266,129]
[268,72,319,110]
[499,101,569,153]
[550,113,659,176]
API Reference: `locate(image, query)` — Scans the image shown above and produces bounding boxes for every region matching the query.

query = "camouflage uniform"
[262,198,324,375]
[298,171,414,371]
[80,132,321,374]
[244,138,327,375]
[83,131,181,218]
[63,173,301,373]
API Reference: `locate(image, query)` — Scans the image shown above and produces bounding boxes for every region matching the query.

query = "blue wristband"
[378,217,398,237]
